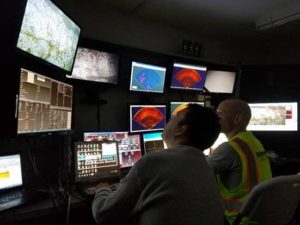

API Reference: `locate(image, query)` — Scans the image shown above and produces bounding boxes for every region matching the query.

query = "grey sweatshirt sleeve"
[92,165,142,225]
[206,142,239,174]
[206,142,243,189]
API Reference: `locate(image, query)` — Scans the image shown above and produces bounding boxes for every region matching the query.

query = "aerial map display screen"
[17,0,81,72]
[248,102,298,131]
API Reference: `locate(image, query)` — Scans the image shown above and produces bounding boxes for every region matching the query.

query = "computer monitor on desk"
[142,132,167,153]
[83,132,142,168]
[0,154,22,191]
[0,154,43,212]
[74,141,120,182]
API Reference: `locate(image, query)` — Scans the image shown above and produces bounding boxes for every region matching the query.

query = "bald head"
[221,99,251,125]
[217,99,251,137]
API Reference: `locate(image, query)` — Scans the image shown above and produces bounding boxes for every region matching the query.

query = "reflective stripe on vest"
[223,197,243,213]
[232,137,259,192]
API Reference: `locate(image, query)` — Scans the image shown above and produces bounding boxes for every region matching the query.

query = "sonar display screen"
[130,105,166,133]
[130,61,166,93]
[170,62,207,91]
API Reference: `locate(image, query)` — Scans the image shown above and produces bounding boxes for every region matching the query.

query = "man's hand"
[95,182,111,191]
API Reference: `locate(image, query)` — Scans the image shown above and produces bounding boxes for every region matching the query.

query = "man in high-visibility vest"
[207,99,272,225]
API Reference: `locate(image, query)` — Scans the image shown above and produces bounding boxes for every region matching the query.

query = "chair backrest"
[238,174,300,225]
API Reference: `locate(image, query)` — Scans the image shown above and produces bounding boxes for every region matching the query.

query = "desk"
[1,191,96,225]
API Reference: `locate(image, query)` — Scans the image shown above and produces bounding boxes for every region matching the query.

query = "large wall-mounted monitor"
[247,102,298,131]
[74,141,120,182]
[142,132,167,154]
[170,101,204,118]
[130,105,166,133]
[83,132,142,168]
[130,61,167,93]
[17,68,73,134]
[16,0,81,72]
[204,70,236,93]
[170,62,207,91]
[67,47,119,84]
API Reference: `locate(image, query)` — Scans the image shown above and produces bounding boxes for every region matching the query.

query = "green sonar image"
[17,0,80,72]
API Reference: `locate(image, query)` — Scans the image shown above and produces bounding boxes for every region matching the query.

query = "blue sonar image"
[130,62,166,93]
[136,69,161,90]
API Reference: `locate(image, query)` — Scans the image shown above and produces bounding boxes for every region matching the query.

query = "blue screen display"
[143,132,163,142]
[130,62,166,93]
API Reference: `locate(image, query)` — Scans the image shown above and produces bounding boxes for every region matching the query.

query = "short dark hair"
[179,104,220,150]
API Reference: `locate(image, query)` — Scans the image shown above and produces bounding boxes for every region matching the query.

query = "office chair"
[232,174,300,225]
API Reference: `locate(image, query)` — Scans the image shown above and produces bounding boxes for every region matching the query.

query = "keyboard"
[0,189,48,212]
[0,191,23,204]
[0,190,25,212]
[84,183,120,195]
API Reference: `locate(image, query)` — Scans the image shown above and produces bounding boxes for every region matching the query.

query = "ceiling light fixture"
[256,1,300,30]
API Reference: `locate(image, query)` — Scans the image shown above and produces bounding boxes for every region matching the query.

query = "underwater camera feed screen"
[247,102,298,131]
[170,62,207,91]
[67,48,119,84]
[130,61,167,93]
[17,0,80,72]
[130,105,166,133]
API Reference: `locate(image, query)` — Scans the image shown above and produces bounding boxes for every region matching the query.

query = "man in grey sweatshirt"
[92,104,225,225]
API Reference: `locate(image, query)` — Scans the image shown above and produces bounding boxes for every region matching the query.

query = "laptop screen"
[0,154,23,190]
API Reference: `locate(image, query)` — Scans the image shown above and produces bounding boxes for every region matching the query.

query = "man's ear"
[234,114,242,124]
[175,124,188,137]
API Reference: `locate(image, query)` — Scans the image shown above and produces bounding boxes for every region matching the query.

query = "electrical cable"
[97,90,102,130]
[66,191,72,225]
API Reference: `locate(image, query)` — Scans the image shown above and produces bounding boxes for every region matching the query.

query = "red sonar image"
[175,69,202,87]
[133,107,164,129]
